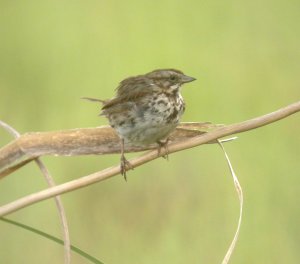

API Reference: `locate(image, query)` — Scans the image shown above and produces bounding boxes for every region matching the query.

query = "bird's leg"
[156,138,170,160]
[120,138,133,181]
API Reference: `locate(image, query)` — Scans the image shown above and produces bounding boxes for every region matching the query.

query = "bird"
[83,69,196,180]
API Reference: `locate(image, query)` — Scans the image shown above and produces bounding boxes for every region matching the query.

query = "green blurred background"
[0,0,299,263]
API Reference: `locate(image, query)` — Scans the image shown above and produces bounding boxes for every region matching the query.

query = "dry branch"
[0,101,299,216]
[0,122,217,177]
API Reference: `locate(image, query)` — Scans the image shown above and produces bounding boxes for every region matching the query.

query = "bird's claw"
[120,155,133,181]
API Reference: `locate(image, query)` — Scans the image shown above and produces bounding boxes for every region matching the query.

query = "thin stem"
[0,121,71,264]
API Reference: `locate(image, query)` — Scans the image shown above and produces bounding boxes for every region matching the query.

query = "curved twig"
[0,121,71,264]
[0,100,299,216]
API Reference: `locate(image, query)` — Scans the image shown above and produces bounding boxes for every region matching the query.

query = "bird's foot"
[157,139,170,160]
[120,155,133,181]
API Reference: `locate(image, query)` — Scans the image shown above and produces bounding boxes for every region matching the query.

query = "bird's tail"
[81,97,106,104]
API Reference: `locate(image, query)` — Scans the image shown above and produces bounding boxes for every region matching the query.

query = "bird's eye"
[169,75,177,81]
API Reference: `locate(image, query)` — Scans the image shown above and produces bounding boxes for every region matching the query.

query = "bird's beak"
[181,75,196,83]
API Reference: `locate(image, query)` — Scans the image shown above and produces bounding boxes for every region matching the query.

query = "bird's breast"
[108,92,185,145]
[145,92,185,123]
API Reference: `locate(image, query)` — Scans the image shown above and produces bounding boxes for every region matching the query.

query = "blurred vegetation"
[0,0,299,263]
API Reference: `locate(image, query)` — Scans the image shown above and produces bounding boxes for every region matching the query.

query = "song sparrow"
[84,69,196,180]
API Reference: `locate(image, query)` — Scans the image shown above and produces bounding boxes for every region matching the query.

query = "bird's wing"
[116,76,154,96]
[101,77,156,111]
[100,90,151,115]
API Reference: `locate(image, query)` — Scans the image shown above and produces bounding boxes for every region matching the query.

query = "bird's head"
[146,69,196,94]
